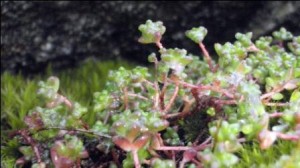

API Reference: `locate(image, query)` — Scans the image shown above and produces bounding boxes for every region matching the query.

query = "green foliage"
[151,158,175,168]
[54,135,84,161]
[185,26,208,44]
[163,127,181,146]
[138,20,166,44]
[2,20,299,168]
[272,27,293,40]
[159,48,193,76]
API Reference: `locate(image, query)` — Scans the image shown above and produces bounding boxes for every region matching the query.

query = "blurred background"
[2,1,300,76]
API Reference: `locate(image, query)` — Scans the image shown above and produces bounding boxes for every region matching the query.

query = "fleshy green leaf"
[160,48,192,76]
[273,27,293,40]
[185,26,208,43]
[138,20,166,44]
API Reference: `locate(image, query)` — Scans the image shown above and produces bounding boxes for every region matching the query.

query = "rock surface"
[2,1,300,75]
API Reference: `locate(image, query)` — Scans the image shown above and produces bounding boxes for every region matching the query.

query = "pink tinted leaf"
[113,136,133,152]
[133,134,150,150]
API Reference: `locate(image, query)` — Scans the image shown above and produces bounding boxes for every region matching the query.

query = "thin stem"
[261,91,282,100]
[143,79,160,110]
[198,85,235,99]
[154,81,160,110]
[43,127,112,138]
[276,132,299,141]
[155,33,164,49]
[175,79,198,89]
[214,99,237,105]
[174,79,235,99]
[159,77,169,111]
[263,102,289,107]
[132,150,141,168]
[156,146,191,151]
[46,94,73,110]
[163,85,179,113]
[197,137,212,148]
[156,41,163,49]
[164,98,194,119]
[260,77,293,101]
[179,159,187,168]
[153,58,161,110]
[143,79,155,87]
[199,42,215,72]
[61,95,73,109]
[269,112,284,118]
[18,130,42,163]
[123,87,129,110]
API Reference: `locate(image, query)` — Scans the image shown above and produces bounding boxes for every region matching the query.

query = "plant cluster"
[4,20,300,168]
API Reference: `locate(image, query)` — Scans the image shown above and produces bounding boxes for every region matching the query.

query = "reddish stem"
[179,158,187,168]
[159,78,169,111]
[173,80,236,99]
[276,132,299,141]
[132,150,141,168]
[156,41,163,49]
[164,98,194,119]
[123,87,129,110]
[199,43,215,72]
[42,127,112,138]
[263,102,289,107]
[19,130,42,163]
[155,34,164,49]
[269,112,284,118]
[214,99,237,105]
[154,81,160,110]
[163,85,179,113]
[198,85,235,99]
[143,79,155,87]
[156,146,191,151]
[260,76,293,101]
[61,95,73,109]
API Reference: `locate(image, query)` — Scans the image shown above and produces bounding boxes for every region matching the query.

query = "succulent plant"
[5,20,300,168]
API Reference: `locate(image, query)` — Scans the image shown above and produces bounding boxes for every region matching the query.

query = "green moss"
[235,140,297,167]
[1,58,136,132]
[1,72,41,130]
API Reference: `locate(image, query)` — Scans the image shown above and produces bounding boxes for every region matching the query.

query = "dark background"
[2,1,300,76]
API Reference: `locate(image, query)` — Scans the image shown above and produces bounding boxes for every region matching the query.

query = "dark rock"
[1,1,300,75]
